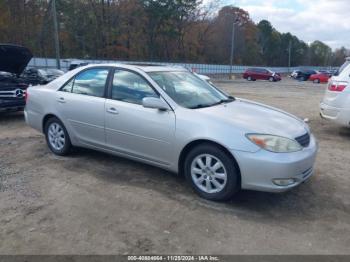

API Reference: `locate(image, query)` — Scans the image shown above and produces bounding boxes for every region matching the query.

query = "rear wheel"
[44,117,72,156]
[313,79,320,84]
[247,76,252,81]
[184,144,240,201]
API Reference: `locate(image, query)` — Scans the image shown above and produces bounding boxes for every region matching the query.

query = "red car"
[309,72,330,83]
[243,68,281,82]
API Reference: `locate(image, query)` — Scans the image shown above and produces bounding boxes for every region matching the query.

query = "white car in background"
[320,57,350,126]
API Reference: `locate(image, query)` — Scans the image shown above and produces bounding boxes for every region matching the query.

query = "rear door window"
[60,68,109,97]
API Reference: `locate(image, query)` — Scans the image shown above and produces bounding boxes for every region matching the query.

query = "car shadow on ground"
[60,146,338,224]
[0,111,24,123]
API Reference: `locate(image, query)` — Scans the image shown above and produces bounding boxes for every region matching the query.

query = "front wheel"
[313,79,320,84]
[269,76,275,82]
[247,76,252,81]
[44,117,72,156]
[184,144,240,201]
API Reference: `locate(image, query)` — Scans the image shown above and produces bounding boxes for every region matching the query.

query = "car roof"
[81,63,188,73]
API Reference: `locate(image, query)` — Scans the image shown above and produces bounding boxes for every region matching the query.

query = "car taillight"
[24,90,28,102]
[328,81,348,92]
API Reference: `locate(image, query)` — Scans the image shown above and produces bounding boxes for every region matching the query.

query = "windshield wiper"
[210,97,235,106]
[189,97,235,109]
[188,104,212,109]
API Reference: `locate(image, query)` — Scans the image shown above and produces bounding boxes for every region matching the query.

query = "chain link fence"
[28,57,338,79]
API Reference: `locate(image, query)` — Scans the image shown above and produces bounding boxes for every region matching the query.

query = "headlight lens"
[246,134,303,153]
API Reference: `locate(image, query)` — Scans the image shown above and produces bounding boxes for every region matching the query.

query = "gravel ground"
[0,78,349,255]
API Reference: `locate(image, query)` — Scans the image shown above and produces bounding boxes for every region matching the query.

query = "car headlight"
[246,134,303,153]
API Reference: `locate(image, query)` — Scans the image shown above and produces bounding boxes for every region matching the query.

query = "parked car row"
[290,69,335,84]
[242,67,336,84]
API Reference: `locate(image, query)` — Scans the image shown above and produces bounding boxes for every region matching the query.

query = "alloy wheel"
[48,122,66,151]
[190,154,227,194]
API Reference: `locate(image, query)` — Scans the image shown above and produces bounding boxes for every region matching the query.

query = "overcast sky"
[210,0,350,50]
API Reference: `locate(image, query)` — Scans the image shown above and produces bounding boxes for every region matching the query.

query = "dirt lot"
[1,78,350,255]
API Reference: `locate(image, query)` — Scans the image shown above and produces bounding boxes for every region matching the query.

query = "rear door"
[261,69,270,80]
[251,68,260,79]
[255,69,264,79]
[56,67,111,147]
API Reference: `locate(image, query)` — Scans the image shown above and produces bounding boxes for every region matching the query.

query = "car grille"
[295,133,310,147]
[0,89,26,99]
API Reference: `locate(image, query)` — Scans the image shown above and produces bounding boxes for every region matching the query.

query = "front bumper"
[0,99,25,112]
[231,134,318,192]
[320,102,350,126]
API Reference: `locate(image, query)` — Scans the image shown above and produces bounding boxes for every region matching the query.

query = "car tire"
[313,79,320,84]
[44,117,72,156]
[247,76,252,81]
[269,76,274,82]
[184,143,240,201]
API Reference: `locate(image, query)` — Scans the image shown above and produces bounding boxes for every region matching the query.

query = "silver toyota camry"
[25,64,318,201]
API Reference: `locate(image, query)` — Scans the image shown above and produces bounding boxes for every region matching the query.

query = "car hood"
[198,98,308,139]
[0,44,33,75]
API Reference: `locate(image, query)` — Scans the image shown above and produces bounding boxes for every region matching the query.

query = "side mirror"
[142,97,170,111]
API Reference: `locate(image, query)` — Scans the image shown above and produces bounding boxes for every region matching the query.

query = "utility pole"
[229,20,235,79]
[288,40,292,72]
[52,0,61,69]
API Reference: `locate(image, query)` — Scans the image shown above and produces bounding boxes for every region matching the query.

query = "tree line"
[0,0,349,66]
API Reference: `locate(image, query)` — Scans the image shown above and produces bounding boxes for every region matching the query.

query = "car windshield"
[148,71,233,109]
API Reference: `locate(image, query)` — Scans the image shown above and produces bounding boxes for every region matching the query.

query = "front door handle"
[57,97,66,103]
[107,107,119,114]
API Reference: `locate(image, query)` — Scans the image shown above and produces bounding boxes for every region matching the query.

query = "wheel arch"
[42,113,63,132]
[178,139,241,184]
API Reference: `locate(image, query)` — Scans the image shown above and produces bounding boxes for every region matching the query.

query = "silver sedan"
[25,64,318,201]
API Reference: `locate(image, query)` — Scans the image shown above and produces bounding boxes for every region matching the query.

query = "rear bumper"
[231,134,318,192]
[320,102,350,126]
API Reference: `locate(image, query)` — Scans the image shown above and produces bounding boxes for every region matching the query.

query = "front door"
[105,69,176,166]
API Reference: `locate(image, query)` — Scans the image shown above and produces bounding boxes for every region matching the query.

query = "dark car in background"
[20,68,65,85]
[21,68,50,85]
[45,68,65,79]
[68,60,89,71]
[0,44,32,113]
[294,69,317,81]
[243,68,281,82]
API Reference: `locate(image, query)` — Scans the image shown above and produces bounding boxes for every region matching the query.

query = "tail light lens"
[24,90,28,103]
[328,81,348,92]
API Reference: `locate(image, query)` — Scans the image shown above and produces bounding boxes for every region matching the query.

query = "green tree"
[309,40,332,66]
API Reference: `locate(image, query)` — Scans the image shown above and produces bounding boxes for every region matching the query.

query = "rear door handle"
[107,107,119,114]
[57,97,66,103]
